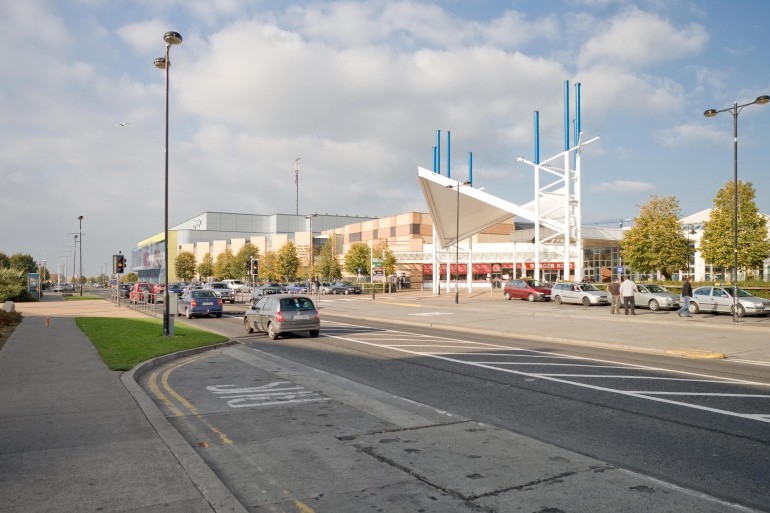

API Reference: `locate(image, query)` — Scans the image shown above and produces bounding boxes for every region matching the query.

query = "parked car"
[244,294,320,339]
[152,284,165,303]
[326,281,362,295]
[249,285,283,308]
[209,282,236,303]
[222,279,249,293]
[551,282,609,306]
[503,279,551,302]
[689,286,770,317]
[115,283,131,298]
[285,282,308,294]
[128,282,156,304]
[53,283,67,292]
[177,289,223,319]
[167,282,186,296]
[634,283,679,310]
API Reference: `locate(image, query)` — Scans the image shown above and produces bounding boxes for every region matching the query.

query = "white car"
[551,282,609,306]
[222,279,249,293]
[689,286,770,317]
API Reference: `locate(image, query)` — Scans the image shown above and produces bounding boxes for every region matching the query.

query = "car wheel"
[648,299,659,311]
[185,307,192,319]
[215,312,222,318]
[344,289,350,295]
[243,317,253,334]
[581,296,591,307]
[731,303,746,318]
[527,293,536,302]
[504,292,512,300]
[267,323,279,340]
[688,302,699,314]
[309,329,320,338]
[554,295,562,305]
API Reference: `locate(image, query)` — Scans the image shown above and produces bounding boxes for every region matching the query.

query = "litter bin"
[168,293,178,316]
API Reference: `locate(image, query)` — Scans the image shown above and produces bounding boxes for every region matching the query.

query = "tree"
[316,239,342,281]
[699,180,770,275]
[374,241,398,277]
[0,252,10,268]
[259,251,281,282]
[9,253,37,274]
[344,242,371,277]
[232,243,260,281]
[620,196,688,280]
[276,242,300,282]
[214,248,235,281]
[175,251,197,282]
[197,252,214,282]
[0,268,26,302]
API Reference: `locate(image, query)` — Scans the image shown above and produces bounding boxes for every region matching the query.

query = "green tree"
[259,251,281,282]
[699,180,770,276]
[277,242,300,282]
[374,241,398,277]
[232,243,260,281]
[122,272,139,283]
[0,268,26,302]
[214,248,235,281]
[0,252,10,268]
[9,253,37,274]
[316,239,342,281]
[344,242,371,277]
[620,196,688,280]
[175,251,197,282]
[197,252,214,282]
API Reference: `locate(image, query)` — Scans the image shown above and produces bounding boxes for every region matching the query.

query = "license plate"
[202,301,213,306]
[294,315,309,320]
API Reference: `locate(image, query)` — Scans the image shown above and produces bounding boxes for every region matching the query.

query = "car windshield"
[527,280,548,287]
[645,284,667,293]
[192,290,216,298]
[211,284,227,289]
[580,283,599,291]
[735,288,753,298]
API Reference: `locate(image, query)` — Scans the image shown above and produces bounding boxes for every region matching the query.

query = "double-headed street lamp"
[703,94,769,323]
[446,181,470,304]
[155,31,183,337]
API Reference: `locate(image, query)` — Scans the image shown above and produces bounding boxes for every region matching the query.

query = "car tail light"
[314,313,320,321]
[191,299,198,307]
[217,298,223,305]
[275,312,285,322]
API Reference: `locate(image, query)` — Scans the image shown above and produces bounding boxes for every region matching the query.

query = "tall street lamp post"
[704,94,769,323]
[72,234,78,286]
[684,223,696,278]
[305,213,317,291]
[155,30,183,337]
[294,157,302,215]
[78,215,83,295]
[446,181,470,304]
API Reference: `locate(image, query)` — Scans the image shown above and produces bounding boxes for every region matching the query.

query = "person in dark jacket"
[608,277,621,315]
[678,276,693,318]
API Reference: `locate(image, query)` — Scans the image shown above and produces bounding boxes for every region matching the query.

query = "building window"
[349,232,361,243]
[411,223,420,234]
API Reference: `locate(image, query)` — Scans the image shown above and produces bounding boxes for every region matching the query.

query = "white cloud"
[578,6,708,67]
[591,180,655,193]
[653,122,724,147]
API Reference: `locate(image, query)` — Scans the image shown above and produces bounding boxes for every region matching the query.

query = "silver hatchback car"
[689,286,770,317]
[634,283,679,311]
[551,282,609,306]
[244,294,321,340]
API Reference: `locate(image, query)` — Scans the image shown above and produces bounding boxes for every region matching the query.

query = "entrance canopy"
[417,167,564,249]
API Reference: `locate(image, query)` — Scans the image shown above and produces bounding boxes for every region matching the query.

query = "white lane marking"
[322,321,770,423]
[206,381,330,409]
[409,312,452,316]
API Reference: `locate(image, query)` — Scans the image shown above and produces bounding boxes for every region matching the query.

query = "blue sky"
[2,0,769,277]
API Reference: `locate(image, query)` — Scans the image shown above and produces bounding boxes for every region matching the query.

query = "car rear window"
[280,298,315,311]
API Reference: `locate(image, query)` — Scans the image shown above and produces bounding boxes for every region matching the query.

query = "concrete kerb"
[122,340,248,513]
[320,310,729,360]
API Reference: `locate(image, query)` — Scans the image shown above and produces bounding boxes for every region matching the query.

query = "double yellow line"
[146,353,234,445]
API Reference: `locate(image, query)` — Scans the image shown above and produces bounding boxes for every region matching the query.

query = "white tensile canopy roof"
[417,167,565,249]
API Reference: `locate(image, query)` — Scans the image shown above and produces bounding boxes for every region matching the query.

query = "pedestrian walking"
[677,276,693,318]
[619,277,637,315]
[608,277,621,315]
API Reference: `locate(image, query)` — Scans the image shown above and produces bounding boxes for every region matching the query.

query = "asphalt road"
[151,310,770,512]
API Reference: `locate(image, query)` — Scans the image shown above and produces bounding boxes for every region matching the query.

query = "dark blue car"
[177,289,223,319]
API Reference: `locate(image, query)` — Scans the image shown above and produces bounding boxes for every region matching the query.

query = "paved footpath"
[2,293,768,513]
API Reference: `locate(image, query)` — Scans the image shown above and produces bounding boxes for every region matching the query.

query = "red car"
[503,279,552,302]
[128,282,157,304]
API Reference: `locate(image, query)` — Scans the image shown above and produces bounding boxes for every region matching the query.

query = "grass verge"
[76,317,228,371]
[64,295,102,301]
[0,311,23,352]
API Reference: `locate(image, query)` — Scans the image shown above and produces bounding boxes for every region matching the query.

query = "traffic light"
[114,254,125,274]
[250,258,259,276]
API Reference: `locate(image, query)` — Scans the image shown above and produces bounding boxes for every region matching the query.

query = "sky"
[2,0,770,278]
